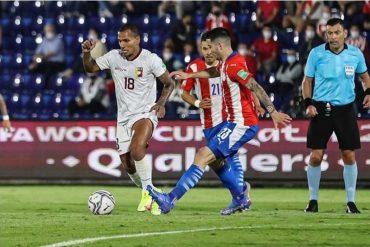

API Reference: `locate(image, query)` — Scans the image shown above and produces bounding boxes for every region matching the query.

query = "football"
[88,190,115,215]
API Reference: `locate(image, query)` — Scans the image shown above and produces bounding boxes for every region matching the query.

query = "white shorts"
[116,112,158,155]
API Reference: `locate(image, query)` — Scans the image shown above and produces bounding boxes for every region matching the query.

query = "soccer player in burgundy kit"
[148,28,291,215]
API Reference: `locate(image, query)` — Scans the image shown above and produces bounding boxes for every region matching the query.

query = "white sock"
[127,172,142,188]
[135,156,153,191]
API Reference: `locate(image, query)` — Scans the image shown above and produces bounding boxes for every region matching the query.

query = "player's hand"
[81,40,96,53]
[200,98,212,109]
[169,71,190,80]
[270,111,292,129]
[255,105,265,117]
[306,105,318,117]
[363,95,370,109]
[150,104,166,118]
[2,120,11,132]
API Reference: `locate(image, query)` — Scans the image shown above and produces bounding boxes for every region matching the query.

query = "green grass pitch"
[1,186,369,247]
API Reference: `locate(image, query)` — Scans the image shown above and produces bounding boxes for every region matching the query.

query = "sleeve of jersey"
[304,49,317,77]
[355,48,368,74]
[229,63,253,86]
[95,51,112,70]
[150,54,167,77]
[181,65,196,92]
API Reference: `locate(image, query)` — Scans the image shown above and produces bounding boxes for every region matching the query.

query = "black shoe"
[304,200,318,213]
[346,202,361,214]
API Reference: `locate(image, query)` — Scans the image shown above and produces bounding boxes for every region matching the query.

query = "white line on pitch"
[40,222,370,247]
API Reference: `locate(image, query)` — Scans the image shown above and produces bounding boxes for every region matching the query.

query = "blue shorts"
[207,122,259,160]
[203,121,228,143]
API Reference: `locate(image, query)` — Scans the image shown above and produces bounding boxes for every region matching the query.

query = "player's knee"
[310,152,323,166]
[194,147,215,169]
[130,146,146,161]
[341,150,355,164]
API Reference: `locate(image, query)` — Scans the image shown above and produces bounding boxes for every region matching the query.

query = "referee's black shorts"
[307,101,361,150]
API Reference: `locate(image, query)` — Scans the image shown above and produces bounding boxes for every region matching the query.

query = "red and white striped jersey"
[181,58,227,129]
[220,52,258,126]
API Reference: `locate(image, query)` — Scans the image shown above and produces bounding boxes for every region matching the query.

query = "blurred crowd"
[1,1,370,120]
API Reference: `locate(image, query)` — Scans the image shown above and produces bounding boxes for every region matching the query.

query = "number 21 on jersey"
[211,82,221,96]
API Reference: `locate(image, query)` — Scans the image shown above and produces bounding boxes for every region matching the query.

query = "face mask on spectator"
[350,30,359,39]
[45,32,55,39]
[88,33,98,41]
[238,48,247,56]
[262,31,272,39]
[287,55,296,64]
[163,52,173,61]
[305,30,315,39]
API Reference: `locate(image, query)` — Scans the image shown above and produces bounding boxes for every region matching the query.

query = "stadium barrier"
[0,120,369,186]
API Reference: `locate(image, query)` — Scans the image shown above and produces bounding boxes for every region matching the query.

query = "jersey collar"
[225,51,238,61]
[325,43,348,55]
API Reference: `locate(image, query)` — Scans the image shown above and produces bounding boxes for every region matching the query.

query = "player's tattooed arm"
[81,40,101,73]
[246,78,276,114]
[157,71,175,106]
[151,71,175,118]
[169,66,220,80]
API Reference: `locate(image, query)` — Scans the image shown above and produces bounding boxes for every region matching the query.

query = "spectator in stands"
[316,5,332,40]
[252,25,279,74]
[60,28,107,79]
[162,46,184,73]
[364,1,370,31]
[158,1,176,17]
[298,23,324,65]
[255,0,281,30]
[282,1,324,33]
[28,23,65,86]
[237,43,257,76]
[0,93,11,132]
[205,2,234,41]
[68,72,109,115]
[168,12,197,53]
[271,49,303,112]
[337,1,363,27]
[346,24,370,66]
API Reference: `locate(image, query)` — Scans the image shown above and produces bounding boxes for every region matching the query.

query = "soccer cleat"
[220,197,252,215]
[304,199,318,213]
[137,190,151,212]
[346,202,361,214]
[145,188,163,216]
[147,185,175,214]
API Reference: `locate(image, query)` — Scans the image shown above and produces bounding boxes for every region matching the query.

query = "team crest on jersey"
[237,69,249,80]
[135,67,143,77]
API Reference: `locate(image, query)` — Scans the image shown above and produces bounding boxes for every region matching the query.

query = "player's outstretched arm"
[81,40,101,73]
[150,71,175,118]
[181,91,212,109]
[0,94,11,132]
[359,72,370,109]
[169,67,220,80]
[246,78,292,128]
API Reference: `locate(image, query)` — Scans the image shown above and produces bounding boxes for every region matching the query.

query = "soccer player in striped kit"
[180,32,264,214]
[148,28,291,214]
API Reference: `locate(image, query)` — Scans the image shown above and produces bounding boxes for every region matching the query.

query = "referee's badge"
[345,65,354,76]
[135,67,143,77]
